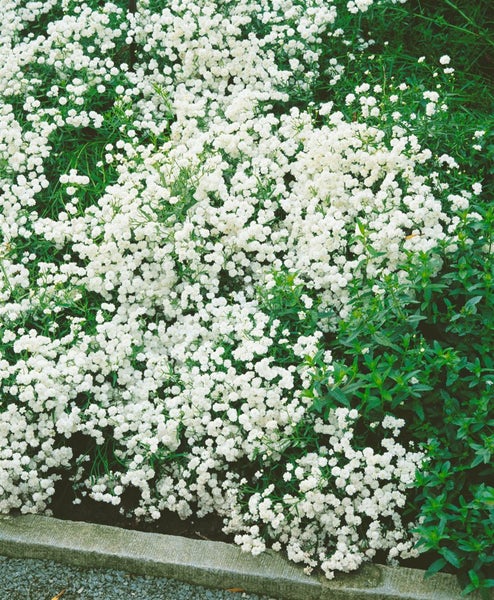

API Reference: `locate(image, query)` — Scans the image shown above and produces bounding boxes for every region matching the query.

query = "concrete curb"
[0,514,485,600]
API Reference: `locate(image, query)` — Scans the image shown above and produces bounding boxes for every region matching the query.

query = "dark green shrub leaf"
[440,547,462,568]
[424,557,447,578]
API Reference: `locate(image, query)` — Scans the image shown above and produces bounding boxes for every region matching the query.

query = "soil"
[49,474,235,543]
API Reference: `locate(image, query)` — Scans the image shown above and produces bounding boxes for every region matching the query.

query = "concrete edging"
[0,514,483,599]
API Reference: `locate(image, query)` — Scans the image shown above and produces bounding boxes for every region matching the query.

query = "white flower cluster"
[0,0,471,577]
[231,410,422,576]
[347,0,406,14]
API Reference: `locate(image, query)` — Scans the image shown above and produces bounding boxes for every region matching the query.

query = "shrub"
[308,204,494,593]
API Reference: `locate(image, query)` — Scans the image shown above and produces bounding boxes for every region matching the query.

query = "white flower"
[472,182,482,196]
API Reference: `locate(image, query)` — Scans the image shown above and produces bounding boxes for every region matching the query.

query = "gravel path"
[0,556,275,600]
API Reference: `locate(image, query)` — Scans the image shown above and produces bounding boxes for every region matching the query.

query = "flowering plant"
[0,0,492,593]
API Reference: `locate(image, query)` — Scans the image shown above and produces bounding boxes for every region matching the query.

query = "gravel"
[0,556,275,600]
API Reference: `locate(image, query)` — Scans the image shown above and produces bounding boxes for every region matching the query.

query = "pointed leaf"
[468,570,480,586]
[440,547,461,568]
[424,558,447,578]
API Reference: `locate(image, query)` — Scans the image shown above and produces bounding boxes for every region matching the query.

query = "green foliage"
[306,204,494,593]
[289,4,494,591]
[322,0,494,182]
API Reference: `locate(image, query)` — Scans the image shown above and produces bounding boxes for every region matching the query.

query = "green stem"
[128,0,137,71]
[0,259,12,292]
[412,3,494,50]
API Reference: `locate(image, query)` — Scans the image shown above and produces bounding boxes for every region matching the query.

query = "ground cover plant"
[0,0,492,595]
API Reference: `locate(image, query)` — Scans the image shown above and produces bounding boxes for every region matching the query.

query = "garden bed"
[0,0,492,597]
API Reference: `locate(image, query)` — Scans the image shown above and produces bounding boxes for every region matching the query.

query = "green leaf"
[440,547,462,568]
[468,569,480,587]
[407,313,426,325]
[425,558,447,578]
[411,383,433,392]
[327,387,350,407]
[311,397,325,413]
[464,296,483,312]
[371,331,401,351]
[471,452,491,468]
[460,583,477,596]
[457,540,479,552]
[414,401,425,421]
